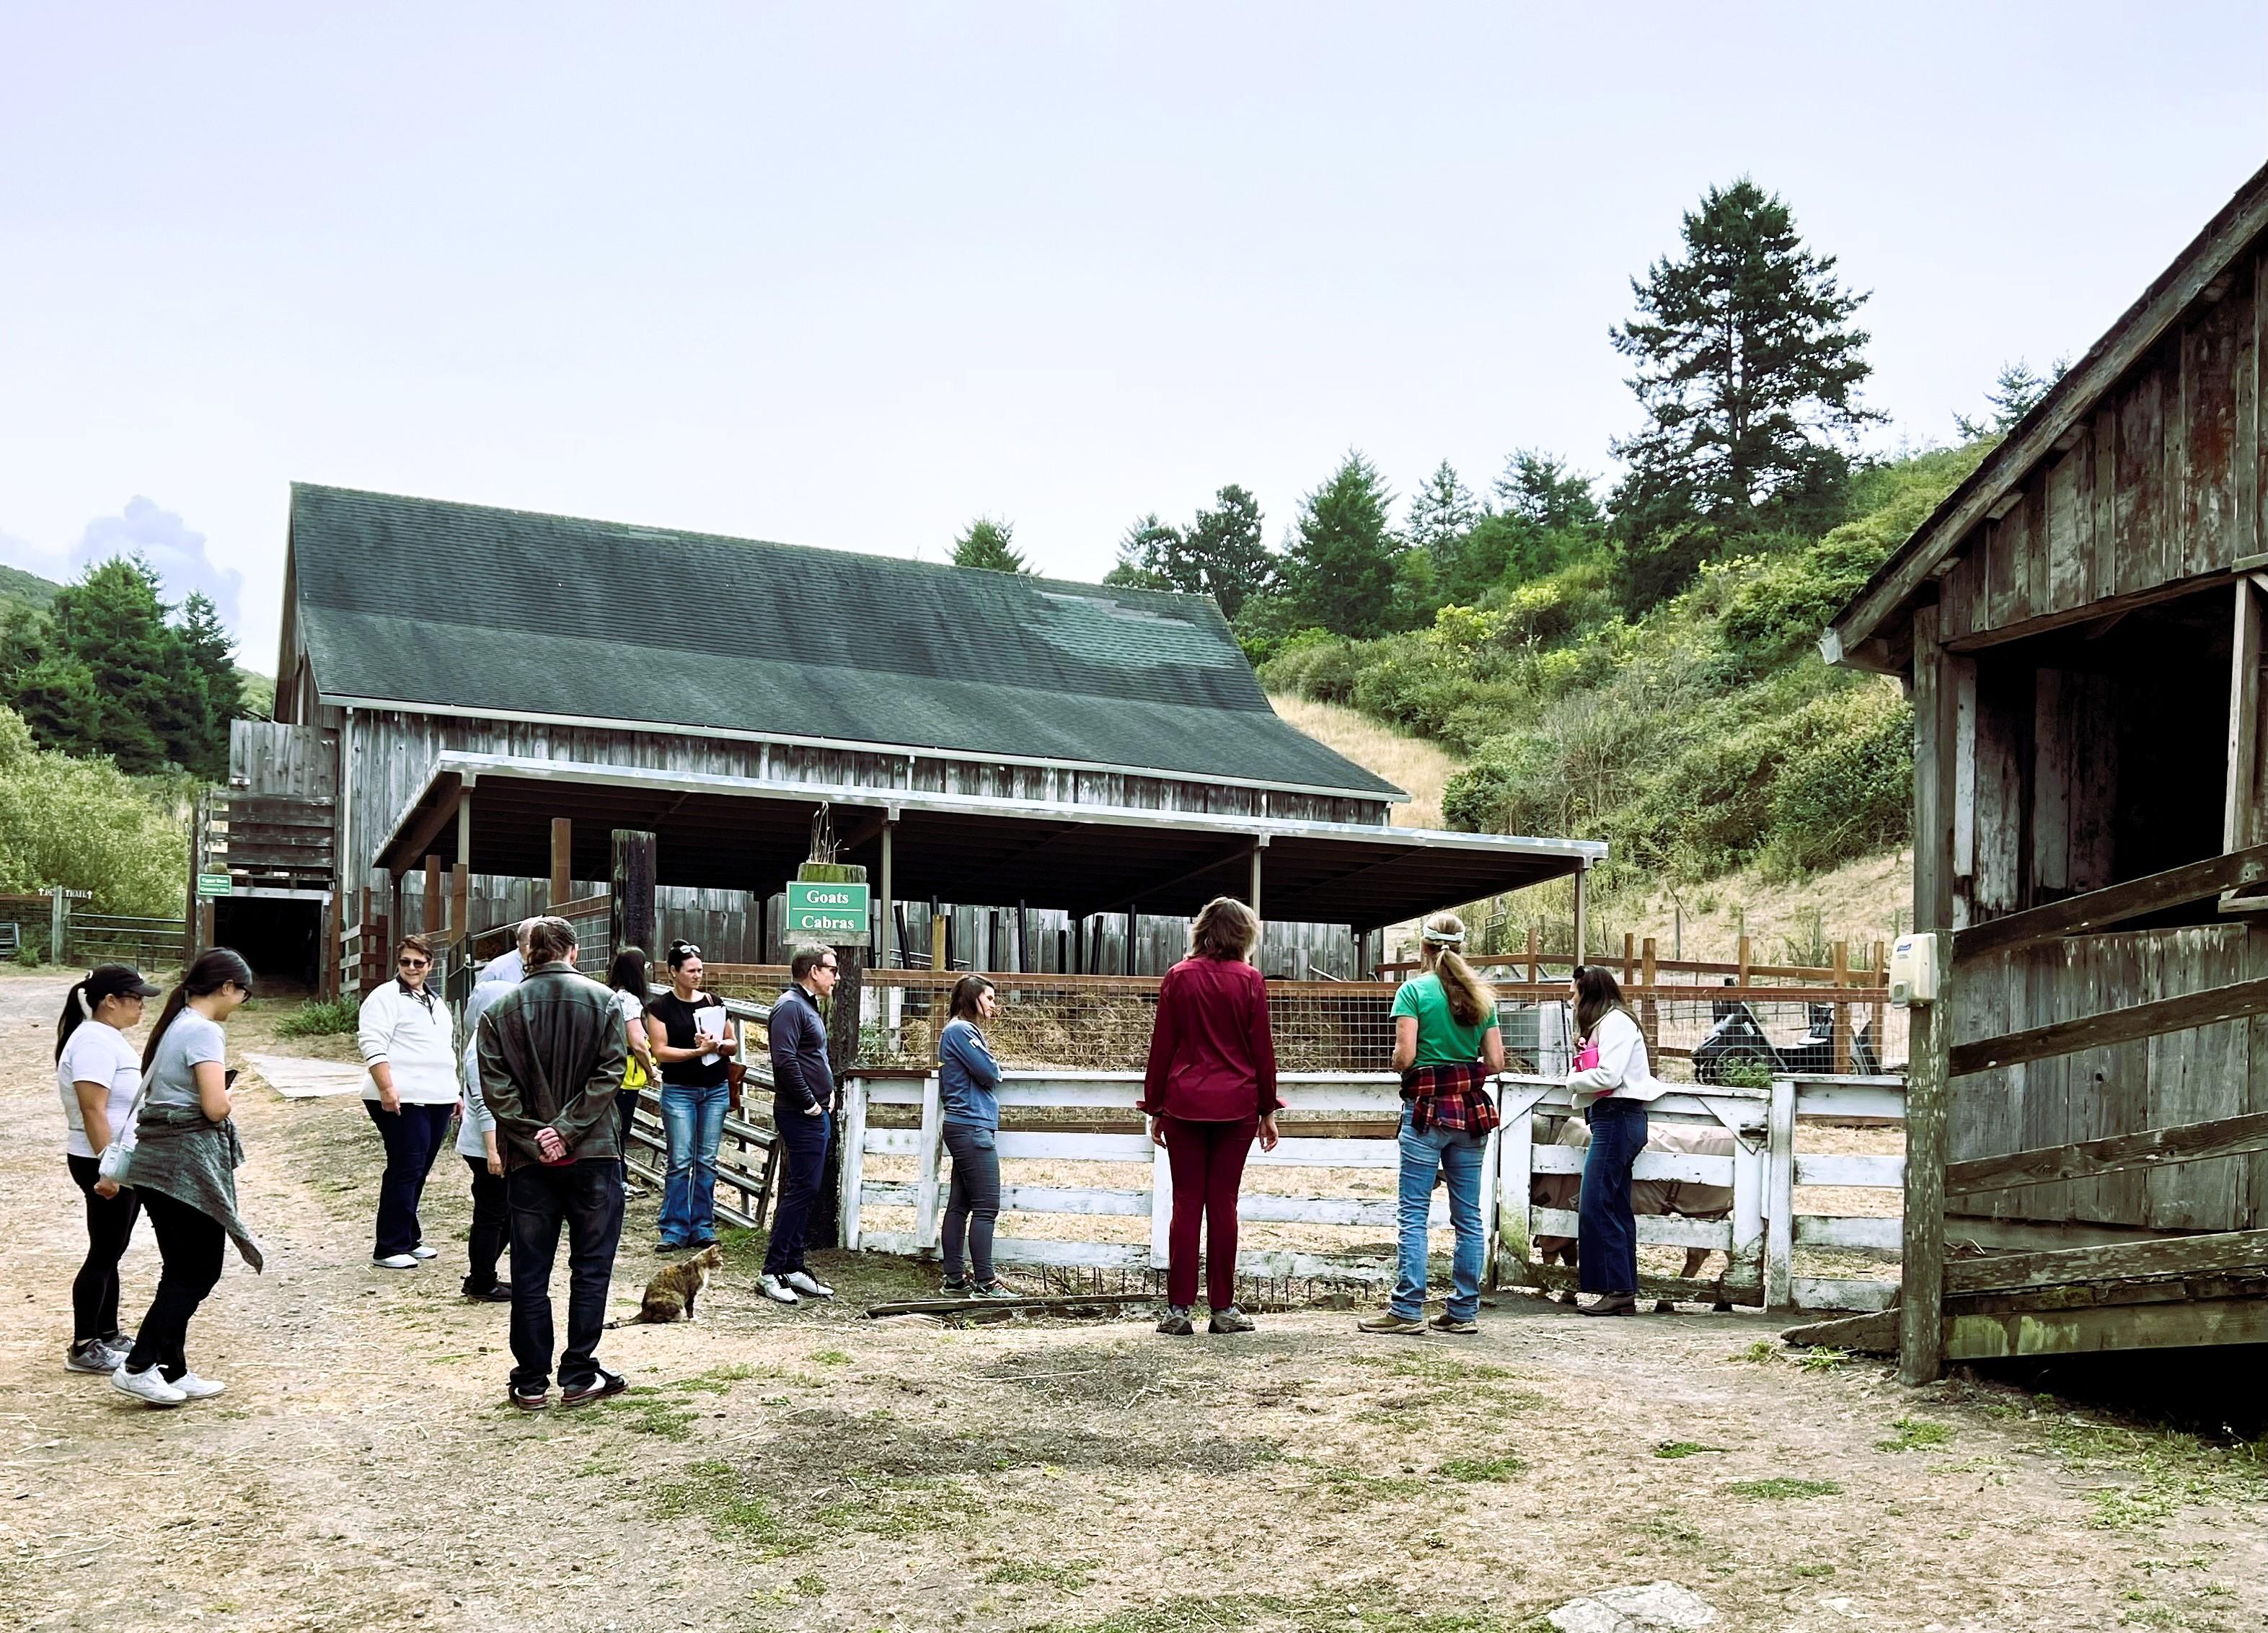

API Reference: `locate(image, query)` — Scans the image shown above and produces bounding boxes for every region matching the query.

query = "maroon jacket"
[1139,956,1280,1121]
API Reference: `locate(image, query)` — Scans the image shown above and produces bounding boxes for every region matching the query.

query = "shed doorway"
[213,895,325,994]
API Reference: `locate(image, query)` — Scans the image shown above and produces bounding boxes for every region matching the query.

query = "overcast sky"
[2,4,2262,674]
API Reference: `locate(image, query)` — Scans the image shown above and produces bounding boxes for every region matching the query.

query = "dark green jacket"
[476,963,627,1168]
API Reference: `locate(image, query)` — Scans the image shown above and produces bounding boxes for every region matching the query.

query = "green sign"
[196,873,232,897]
[786,880,870,943]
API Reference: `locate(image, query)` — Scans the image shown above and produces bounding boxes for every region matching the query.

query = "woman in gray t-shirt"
[113,949,255,1409]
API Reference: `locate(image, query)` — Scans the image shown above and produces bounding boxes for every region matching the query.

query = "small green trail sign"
[197,873,233,897]
[787,879,870,943]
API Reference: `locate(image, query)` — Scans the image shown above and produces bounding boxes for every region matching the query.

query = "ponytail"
[1419,912,1494,1029]
[54,980,92,1062]
[144,948,254,1073]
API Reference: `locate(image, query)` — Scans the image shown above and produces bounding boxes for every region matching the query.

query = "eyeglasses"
[398,957,431,969]
[818,961,839,974]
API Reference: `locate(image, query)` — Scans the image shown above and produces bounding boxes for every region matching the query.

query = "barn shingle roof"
[286,484,1403,801]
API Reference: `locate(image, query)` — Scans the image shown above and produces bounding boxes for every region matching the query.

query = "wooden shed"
[1818,160,2268,1375]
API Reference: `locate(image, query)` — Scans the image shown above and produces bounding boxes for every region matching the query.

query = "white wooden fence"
[834,1068,1907,1311]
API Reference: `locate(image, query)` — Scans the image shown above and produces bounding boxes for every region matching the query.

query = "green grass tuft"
[1726,1477,1843,1500]
[1439,1454,1526,1482]
[275,995,361,1038]
[1876,1416,1954,1453]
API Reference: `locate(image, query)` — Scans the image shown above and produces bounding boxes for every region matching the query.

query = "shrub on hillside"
[1764,682,1913,875]
[1257,632,1361,703]
[0,707,188,916]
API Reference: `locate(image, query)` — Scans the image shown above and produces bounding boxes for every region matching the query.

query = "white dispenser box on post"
[1887,933,1939,1008]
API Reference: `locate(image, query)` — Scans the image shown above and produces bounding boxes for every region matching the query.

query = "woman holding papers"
[645,941,736,1250]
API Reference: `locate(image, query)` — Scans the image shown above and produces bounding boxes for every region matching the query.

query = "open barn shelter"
[209,483,1604,998]
[1815,159,2268,1376]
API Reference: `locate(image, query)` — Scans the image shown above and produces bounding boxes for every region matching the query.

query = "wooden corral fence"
[1791,842,2268,1381]
[840,1070,1465,1283]
[619,992,781,1228]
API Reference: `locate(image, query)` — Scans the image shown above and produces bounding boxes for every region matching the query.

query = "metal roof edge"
[375,749,1605,871]
[324,692,1408,806]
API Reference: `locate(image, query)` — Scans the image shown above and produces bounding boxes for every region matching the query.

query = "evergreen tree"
[1104,514,1178,591]
[1610,178,1878,607]
[1495,450,1603,535]
[177,592,242,775]
[1284,452,1403,638]
[9,654,104,754]
[1954,357,2070,439]
[1406,461,1482,571]
[1103,486,1275,620]
[950,516,1028,573]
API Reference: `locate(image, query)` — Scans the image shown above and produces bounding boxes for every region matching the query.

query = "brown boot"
[1576,1293,1636,1316]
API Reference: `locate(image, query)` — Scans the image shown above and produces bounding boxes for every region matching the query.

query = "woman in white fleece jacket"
[360,933,461,1270]
[1564,964,1666,1316]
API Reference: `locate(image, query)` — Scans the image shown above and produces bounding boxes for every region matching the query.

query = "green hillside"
[0,562,60,612]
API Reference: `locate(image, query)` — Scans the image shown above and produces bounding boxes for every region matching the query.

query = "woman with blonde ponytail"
[1359,912,1504,1337]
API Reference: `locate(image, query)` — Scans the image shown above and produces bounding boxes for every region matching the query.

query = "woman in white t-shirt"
[606,948,660,1187]
[55,964,163,1375]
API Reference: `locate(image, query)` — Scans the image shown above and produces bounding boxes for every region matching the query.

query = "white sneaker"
[172,1371,226,1400]
[111,1365,187,1407]
[782,1270,834,1299]
[758,1274,801,1305]
[409,1245,438,1260]
[373,1253,419,1269]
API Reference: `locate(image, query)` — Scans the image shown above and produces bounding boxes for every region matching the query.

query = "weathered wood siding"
[333,708,1391,900]
[228,720,336,799]
[1936,255,2265,646]
[1949,923,2267,1232]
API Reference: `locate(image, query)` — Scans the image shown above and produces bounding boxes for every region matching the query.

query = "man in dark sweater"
[477,916,629,1409]
[762,946,839,1305]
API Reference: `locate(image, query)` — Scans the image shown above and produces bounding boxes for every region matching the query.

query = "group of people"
[58,896,1667,1408]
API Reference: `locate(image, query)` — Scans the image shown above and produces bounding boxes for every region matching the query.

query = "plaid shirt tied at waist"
[1400,1061,1499,1135]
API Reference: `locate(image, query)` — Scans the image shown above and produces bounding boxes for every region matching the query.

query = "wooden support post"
[1621,931,1634,990]
[1871,940,1887,1065]
[1765,1075,1796,1311]
[1832,940,1853,1073]
[1639,937,1659,1047]
[1737,933,1752,987]
[327,889,344,999]
[1571,868,1587,964]
[1526,923,1540,986]
[1248,842,1263,968]
[456,793,472,868]
[912,1069,943,1254]
[1496,1091,1535,1282]
[1900,935,1954,1386]
[49,885,66,967]
[423,855,442,938]
[1150,1126,1174,1271]
[551,818,573,909]
[931,912,948,975]
[1477,1124,1502,1289]
[450,862,469,945]
[837,1073,868,1251]
[2225,578,2264,860]
[1729,1107,1766,1293]
[879,820,895,969]
[610,830,656,959]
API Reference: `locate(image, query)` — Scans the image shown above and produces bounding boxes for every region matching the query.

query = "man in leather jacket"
[476,915,629,1410]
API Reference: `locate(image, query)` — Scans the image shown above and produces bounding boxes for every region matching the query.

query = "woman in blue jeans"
[643,943,735,1250]
[1360,912,1503,1337]
[937,975,1009,1297]
[1566,964,1666,1316]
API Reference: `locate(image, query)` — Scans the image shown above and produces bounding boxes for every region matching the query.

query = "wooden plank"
[1523,1262,1755,1308]
[1530,1146,1735,1186]
[1781,1307,1898,1354]
[838,1074,868,1250]
[1788,1276,1898,1313]
[1952,658,1978,920]
[2091,405,2119,602]
[1945,1295,2268,1360]
[1943,1109,2268,1193]
[1944,1226,2268,1293]
[551,817,573,907]
[1972,672,2024,922]
[1901,950,1951,1386]
[912,1070,943,1251]
[1955,841,2268,961]
[2184,294,2241,576]
[1793,1153,1905,1188]
[1948,974,2268,1075]
[1529,1207,1733,1251]
[1795,1215,1904,1251]
[1793,1080,1906,1122]
[1765,1074,1795,1311]
[864,1181,1153,1218]
[2031,670,2071,897]
[2227,582,2265,858]
[2044,446,2086,612]
[1912,607,1953,933]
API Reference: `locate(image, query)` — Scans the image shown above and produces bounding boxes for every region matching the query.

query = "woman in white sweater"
[360,934,462,1270]
[1565,964,1667,1316]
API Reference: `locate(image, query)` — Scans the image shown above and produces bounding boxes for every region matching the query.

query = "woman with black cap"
[56,964,162,1375]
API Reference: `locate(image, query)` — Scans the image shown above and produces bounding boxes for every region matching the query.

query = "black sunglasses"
[398,956,431,969]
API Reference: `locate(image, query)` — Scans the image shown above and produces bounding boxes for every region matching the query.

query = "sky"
[1,4,2263,676]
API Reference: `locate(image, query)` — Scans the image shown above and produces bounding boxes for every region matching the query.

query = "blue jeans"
[506,1160,625,1394]
[658,1081,728,1246]
[1390,1109,1486,1321]
[1579,1098,1648,1295]
[764,1101,832,1276]
[364,1099,455,1258]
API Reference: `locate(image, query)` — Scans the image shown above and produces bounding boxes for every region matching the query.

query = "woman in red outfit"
[1138,896,1281,1335]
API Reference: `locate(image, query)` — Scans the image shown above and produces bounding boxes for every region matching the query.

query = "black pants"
[940,1122,1000,1283]
[764,1102,831,1277]
[67,1154,141,1344]
[506,1161,625,1394]
[123,1189,225,1382]
[462,1155,510,1295]
[365,1100,454,1258]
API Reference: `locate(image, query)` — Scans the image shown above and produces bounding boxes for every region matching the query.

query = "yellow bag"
[622,1051,648,1091]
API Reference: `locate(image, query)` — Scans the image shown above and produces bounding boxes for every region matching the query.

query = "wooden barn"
[203,484,1602,990]
[1819,160,2268,1377]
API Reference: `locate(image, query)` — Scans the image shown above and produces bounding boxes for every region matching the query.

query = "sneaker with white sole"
[111,1365,187,1407]
[66,1338,125,1374]
[372,1253,419,1269]
[782,1270,834,1299]
[758,1273,801,1305]
[409,1245,438,1261]
[172,1371,226,1400]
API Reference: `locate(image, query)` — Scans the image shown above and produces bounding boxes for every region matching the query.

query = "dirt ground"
[4,971,2264,1633]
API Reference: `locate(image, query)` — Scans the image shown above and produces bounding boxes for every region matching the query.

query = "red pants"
[1161,1114,1257,1310]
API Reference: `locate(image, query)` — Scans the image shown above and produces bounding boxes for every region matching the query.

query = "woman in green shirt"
[1359,912,1504,1337]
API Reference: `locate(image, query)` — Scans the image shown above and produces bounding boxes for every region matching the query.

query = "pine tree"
[1954,357,2070,439]
[1406,462,1482,570]
[1495,450,1603,535]
[1103,487,1275,620]
[1284,452,1403,638]
[176,592,242,776]
[1610,178,1879,607]
[1104,514,1178,591]
[950,517,1029,573]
